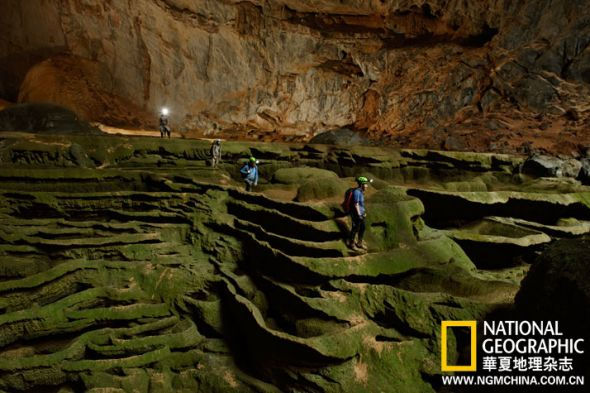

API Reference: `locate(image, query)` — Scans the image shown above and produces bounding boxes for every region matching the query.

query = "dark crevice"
[317,60,364,78]
[455,238,544,269]
[207,221,328,284]
[408,188,590,226]
[228,189,329,222]
[343,269,424,287]
[294,287,323,298]
[375,334,404,343]
[234,219,344,258]
[460,24,499,47]
[283,7,388,36]
[19,237,162,250]
[227,202,340,242]
[422,4,436,19]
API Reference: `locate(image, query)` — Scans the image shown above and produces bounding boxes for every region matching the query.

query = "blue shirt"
[240,164,258,184]
[352,188,365,216]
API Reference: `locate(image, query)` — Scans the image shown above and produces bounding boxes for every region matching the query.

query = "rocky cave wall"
[1,0,590,152]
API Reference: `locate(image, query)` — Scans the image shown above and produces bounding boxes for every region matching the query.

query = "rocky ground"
[1,1,590,155]
[1,131,590,392]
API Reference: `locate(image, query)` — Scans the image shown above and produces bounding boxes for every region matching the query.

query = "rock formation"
[0,103,102,134]
[1,133,590,391]
[1,1,589,153]
[515,237,590,381]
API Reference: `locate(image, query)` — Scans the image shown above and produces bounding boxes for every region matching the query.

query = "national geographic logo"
[440,321,586,387]
[441,320,585,373]
[441,321,477,372]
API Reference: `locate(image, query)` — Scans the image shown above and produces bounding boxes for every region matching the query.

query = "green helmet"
[357,176,372,185]
[249,157,258,164]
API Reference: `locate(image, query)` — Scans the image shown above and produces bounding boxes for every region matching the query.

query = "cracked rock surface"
[1,1,590,154]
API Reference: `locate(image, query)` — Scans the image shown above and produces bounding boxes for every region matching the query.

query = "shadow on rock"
[0,103,102,134]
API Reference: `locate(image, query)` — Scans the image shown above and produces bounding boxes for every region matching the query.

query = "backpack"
[341,188,355,214]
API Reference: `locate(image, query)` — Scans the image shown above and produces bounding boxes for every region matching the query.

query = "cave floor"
[1,133,589,392]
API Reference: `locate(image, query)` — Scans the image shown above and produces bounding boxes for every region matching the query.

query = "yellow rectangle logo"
[441,321,477,372]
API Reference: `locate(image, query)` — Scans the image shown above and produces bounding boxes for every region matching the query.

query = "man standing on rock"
[240,157,259,191]
[210,139,222,168]
[159,108,171,138]
[347,176,371,251]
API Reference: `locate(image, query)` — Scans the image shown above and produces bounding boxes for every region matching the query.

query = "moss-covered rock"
[295,176,349,202]
[271,166,338,185]
[1,133,580,393]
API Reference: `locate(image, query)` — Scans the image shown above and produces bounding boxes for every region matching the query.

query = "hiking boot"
[346,239,357,249]
[355,241,368,251]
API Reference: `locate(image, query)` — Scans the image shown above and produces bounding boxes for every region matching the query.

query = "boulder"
[521,155,562,177]
[521,155,581,178]
[561,158,583,178]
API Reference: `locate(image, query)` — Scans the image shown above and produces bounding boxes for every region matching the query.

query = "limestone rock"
[522,155,563,177]
[271,167,338,184]
[0,134,538,392]
[522,155,582,178]
[0,103,101,134]
[516,237,590,347]
[308,128,373,146]
[444,217,551,268]
[18,55,154,127]
[0,1,589,153]
[561,158,583,178]
[578,158,590,184]
[295,176,349,202]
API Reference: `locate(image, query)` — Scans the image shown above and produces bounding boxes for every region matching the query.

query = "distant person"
[210,139,222,168]
[343,176,372,251]
[240,157,259,192]
[159,108,171,138]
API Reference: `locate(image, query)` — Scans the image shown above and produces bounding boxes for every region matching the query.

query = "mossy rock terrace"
[1,134,589,392]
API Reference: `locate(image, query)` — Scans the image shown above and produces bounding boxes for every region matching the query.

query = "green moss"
[0,134,558,392]
[294,236,474,279]
[443,178,488,192]
[363,187,425,251]
[271,167,338,185]
[295,177,349,202]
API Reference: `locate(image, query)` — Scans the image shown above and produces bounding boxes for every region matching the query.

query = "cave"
[1,1,590,392]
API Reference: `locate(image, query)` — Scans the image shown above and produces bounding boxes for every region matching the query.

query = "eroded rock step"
[0,135,565,392]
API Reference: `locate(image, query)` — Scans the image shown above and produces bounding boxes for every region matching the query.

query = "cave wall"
[1,0,589,148]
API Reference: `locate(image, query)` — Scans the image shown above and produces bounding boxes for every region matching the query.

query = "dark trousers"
[349,214,365,243]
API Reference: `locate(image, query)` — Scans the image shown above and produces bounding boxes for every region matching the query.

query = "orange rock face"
[18,55,154,127]
[0,0,589,154]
